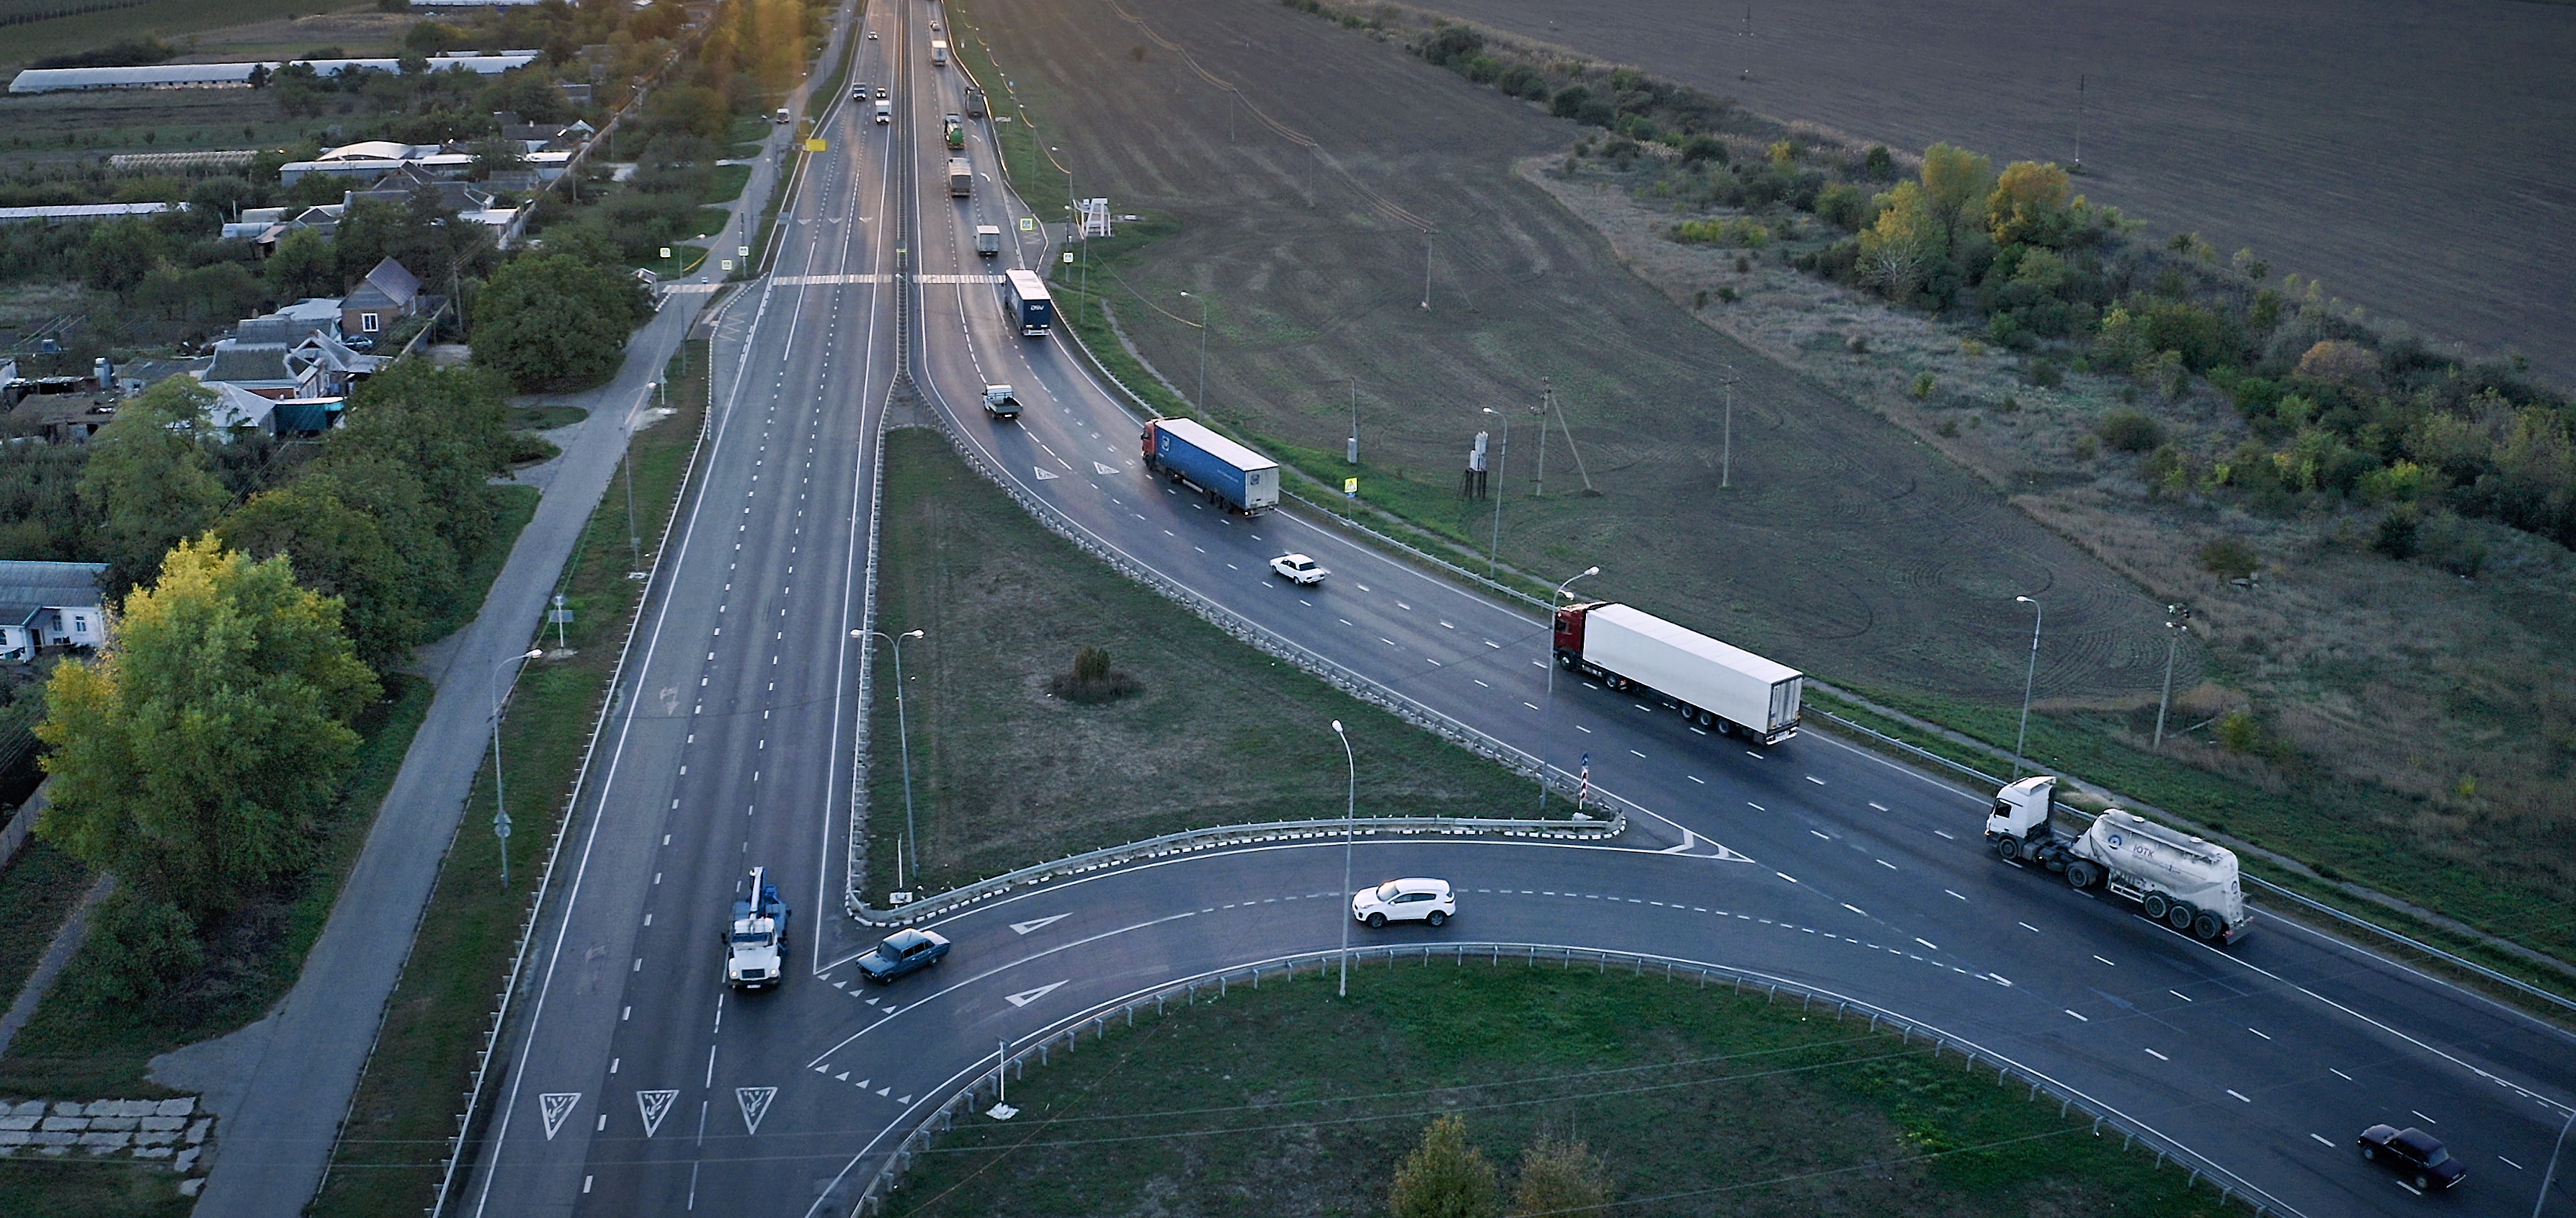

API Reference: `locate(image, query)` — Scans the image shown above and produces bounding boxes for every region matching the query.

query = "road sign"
[806,138,827,152]
[721,259,734,272]
[1017,216,1034,231]
[1061,251,1073,264]
[1344,477,1359,498]
[659,246,672,260]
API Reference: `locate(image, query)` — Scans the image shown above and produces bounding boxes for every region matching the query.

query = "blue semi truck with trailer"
[1000,268,1053,336]
[1141,416,1279,514]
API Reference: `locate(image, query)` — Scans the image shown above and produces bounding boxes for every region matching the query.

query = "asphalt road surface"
[457,1,2576,1214]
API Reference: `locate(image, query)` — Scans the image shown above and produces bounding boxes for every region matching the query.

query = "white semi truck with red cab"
[1552,601,1802,744]
[1985,776,2249,944]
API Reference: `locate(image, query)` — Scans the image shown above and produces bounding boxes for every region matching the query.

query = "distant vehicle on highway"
[722,867,790,990]
[981,383,1022,418]
[963,85,985,117]
[930,38,948,65]
[1554,600,1802,743]
[1986,776,2250,945]
[1000,268,1053,336]
[1270,554,1327,586]
[772,106,790,124]
[1140,416,1278,514]
[874,99,892,124]
[974,224,1002,257]
[865,29,877,38]
[855,928,950,982]
[1353,878,1453,928]
[943,114,965,149]
[2357,1124,2465,1191]
[946,156,973,197]
[876,86,888,99]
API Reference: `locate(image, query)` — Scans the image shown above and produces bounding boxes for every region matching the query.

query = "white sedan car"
[1270,553,1328,586]
[1352,878,1454,928]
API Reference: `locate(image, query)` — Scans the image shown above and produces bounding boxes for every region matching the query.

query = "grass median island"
[863,429,1541,901]
[313,341,710,1214]
[890,961,2232,1218]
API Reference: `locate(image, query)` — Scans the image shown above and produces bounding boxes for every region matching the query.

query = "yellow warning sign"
[805,138,827,153]
[1343,478,1360,497]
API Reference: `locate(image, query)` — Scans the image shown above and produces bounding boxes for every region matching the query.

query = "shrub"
[2295,339,2380,393]
[1910,372,1935,399]
[1495,64,1547,100]
[1846,335,1868,354]
[1715,285,1737,302]
[1672,218,1769,248]
[69,892,204,1005]
[2372,506,2420,559]
[1862,145,1894,179]
[1550,85,1592,120]
[1678,134,1728,166]
[2216,710,2260,753]
[2200,537,2260,581]
[1416,24,1484,67]
[2096,409,2164,452]
[1814,182,1868,230]
[2028,357,2062,388]
[1048,646,1141,704]
[2073,435,2098,460]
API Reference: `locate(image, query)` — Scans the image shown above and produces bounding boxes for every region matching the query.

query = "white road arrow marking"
[1003,980,1067,1008]
[736,1087,777,1135]
[1094,462,1121,475]
[539,1093,581,1140]
[636,1090,679,1138]
[1009,914,1070,936]
[1033,467,1059,480]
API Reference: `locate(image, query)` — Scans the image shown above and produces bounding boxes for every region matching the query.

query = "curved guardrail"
[847,810,1621,926]
[844,941,2287,1217]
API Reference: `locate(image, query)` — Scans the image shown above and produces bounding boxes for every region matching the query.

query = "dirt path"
[967,0,2178,704]
[1409,0,2576,388]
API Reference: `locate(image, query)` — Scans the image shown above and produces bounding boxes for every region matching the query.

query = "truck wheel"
[2140,892,2170,921]
[2167,902,2196,931]
[1994,836,2020,861]
[2065,861,2098,889]
[2193,912,2223,941]
[1711,718,1732,737]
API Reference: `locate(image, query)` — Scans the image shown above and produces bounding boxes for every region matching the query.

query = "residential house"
[222,203,346,255]
[342,258,424,344]
[235,297,344,346]
[289,331,388,397]
[0,561,109,661]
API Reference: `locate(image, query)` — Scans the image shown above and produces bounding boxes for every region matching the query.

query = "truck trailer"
[945,156,972,197]
[999,268,1053,336]
[1553,602,1802,744]
[1140,416,1279,514]
[1984,776,2250,944]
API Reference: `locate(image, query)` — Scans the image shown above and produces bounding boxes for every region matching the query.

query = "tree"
[267,226,342,299]
[473,253,643,391]
[219,475,424,674]
[468,136,530,182]
[1508,1134,1610,1217]
[79,378,233,593]
[1389,1114,1501,1218]
[79,218,165,294]
[1856,181,1943,300]
[318,361,512,563]
[1986,160,2073,247]
[1917,142,1994,242]
[37,537,379,919]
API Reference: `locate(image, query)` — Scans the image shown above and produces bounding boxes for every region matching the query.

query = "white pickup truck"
[981,384,1022,418]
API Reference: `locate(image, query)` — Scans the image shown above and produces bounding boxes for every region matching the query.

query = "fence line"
[842,941,2288,1218]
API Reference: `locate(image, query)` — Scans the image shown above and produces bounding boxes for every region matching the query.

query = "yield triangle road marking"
[1009,913,1069,936]
[875,1086,891,1097]
[737,1087,777,1135]
[636,1090,679,1138]
[853,1079,870,1090]
[865,997,879,1006]
[812,1064,829,1073]
[1093,462,1121,476]
[1033,467,1059,480]
[833,980,847,989]
[1004,980,1067,1008]
[539,1093,581,1140]
[896,1095,913,1104]
[834,1071,849,1082]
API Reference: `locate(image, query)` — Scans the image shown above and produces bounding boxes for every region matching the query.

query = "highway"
[454,0,2576,1214]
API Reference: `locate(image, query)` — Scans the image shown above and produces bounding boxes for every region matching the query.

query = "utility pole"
[2074,73,2086,171]
[2013,596,2044,779]
[1482,407,1511,575]
[2152,604,2191,748]
[1346,378,1359,465]
[1532,378,1551,498]
[1420,228,1433,310]
[1721,363,1737,489]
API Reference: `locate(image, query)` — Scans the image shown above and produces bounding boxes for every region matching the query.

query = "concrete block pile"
[0,1096,211,1187]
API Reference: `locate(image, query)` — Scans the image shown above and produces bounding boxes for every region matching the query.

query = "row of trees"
[31,364,516,998]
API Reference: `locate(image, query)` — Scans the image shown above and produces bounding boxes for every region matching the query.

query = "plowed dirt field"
[1417,0,2576,386]
[964,0,2177,703]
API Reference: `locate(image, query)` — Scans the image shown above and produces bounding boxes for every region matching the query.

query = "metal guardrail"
[844,941,2285,1218]
[1809,707,2576,1017]
[847,811,1621,926]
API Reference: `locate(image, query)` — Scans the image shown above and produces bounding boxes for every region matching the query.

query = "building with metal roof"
[7,51,539,94]
[0,561,109,660]
[0,202,185,225]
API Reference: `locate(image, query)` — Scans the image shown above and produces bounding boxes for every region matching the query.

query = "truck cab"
[722,867,790,989]
[943,114,965,150]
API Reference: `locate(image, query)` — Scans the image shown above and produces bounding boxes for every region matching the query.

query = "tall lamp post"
[1332,720,1356,998]
[2152,604,2191,749]
[1179,290,1208,418]
[1536,566,1600,814]
[855,627,927,891]
[2012,596,2044,779]
[1481,406,1512,576]
[1719,362,1738,490]
[489,648,545,887]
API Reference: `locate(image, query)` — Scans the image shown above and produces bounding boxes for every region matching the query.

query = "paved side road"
[179,127,798,1218]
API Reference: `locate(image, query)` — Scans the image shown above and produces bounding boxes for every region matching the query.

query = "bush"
[1672,217,1768,248]
[1494,64,1547,101]
[71,892,203,1006]
[1814,182,1867,230]
[2372,506,2420,560]
[2216,710,2260,753]
[2096,409,2165,452]
[1678,134,1728,166]
[2200,537,2259,581]
[1549,85,1592,120]
[1863,145,1894,179]
[1910,372,1935,399]
[1416,24,1483,68]
[1047,646,1141,704]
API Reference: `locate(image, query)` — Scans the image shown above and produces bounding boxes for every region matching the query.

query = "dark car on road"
[855,928,950,982]
[2358,1124,2466,1191]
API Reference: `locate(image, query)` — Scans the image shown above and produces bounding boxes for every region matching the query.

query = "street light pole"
[1347,378,1359,465]
[2013,596,2044,779]
[855,628,928,891]
[1720,362,1737,490]
[1537,566,1600,814]
[1332,720,1355,998]
[2152,604,2190,749]
[1482,407,1511,576]
[489,648,543,887]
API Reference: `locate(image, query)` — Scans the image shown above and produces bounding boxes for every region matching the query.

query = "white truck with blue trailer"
[1985,776,2249,944]
[1140,416,1278,514]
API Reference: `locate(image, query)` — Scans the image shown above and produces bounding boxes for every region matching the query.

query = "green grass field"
[313,340,710,1217]
[0,841,92,1026]
[863,429,1548,901]
[0,0,377,71]
[891,959,2239,1217]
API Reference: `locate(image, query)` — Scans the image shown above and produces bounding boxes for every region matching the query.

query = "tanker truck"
[1985,776,2249,945]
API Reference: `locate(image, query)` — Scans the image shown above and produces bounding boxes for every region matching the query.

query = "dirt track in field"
[964,0,2178,703]
[1412,0,2576,388]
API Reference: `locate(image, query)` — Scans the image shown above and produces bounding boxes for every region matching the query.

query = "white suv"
[1352,878,1454,928]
